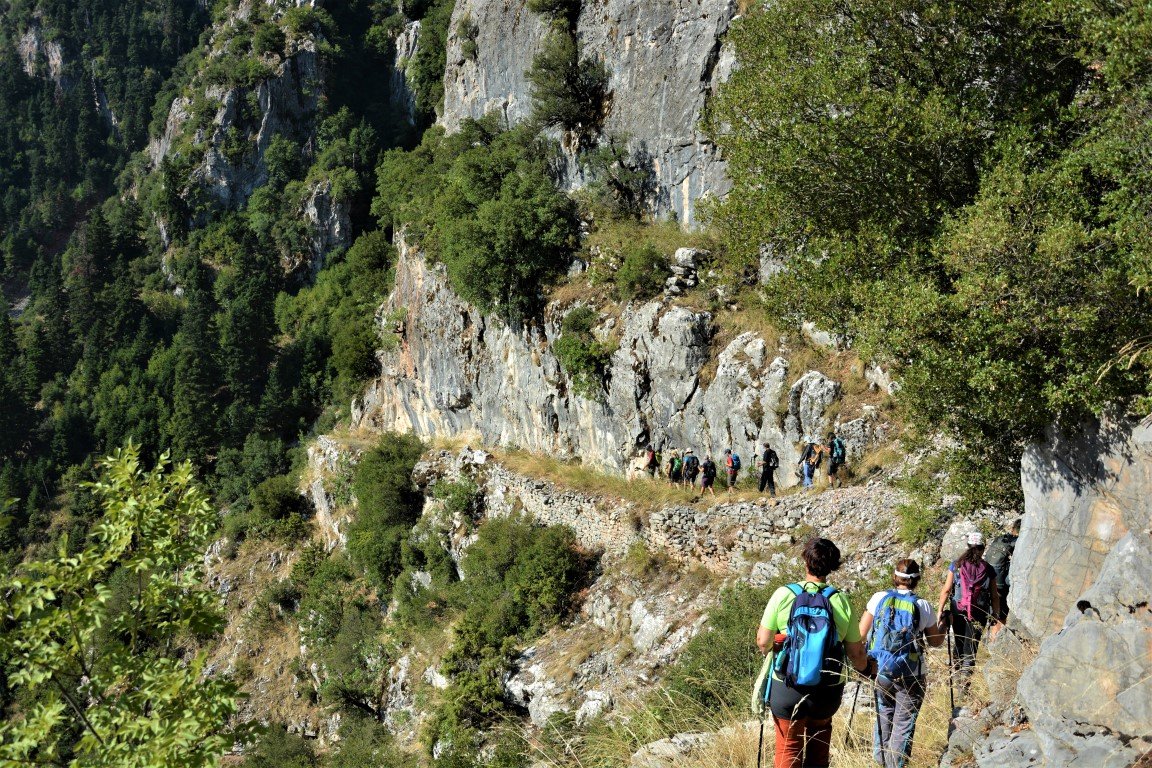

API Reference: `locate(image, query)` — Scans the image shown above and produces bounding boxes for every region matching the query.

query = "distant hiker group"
[632,431,849,496]
[753,524,1018,768]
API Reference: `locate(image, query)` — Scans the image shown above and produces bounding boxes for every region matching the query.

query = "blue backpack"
[774,583,844,690]
[831,438,846,462]
[867,590,922,678]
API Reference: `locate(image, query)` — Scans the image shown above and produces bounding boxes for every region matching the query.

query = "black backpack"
[984,534,1016,587]
[684,454,699,473]
[763,448,779,469]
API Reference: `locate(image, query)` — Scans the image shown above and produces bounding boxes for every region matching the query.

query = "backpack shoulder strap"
[820,585,839,599]
[786,583,803,597]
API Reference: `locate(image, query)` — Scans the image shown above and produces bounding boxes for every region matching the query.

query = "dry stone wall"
[407,449,911,579]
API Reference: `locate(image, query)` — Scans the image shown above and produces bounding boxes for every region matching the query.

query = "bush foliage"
[375,116,579,322]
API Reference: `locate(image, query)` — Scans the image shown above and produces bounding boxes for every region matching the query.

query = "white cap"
[967,531,984,547]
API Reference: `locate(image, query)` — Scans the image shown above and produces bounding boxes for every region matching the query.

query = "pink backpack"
[955,560,993,619]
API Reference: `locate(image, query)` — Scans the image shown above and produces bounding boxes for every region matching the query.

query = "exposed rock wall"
[441,0,735,225]
[352,247,882,489]
[948,416,1152,767]
[150,42,314,200]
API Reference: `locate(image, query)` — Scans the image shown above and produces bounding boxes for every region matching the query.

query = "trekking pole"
[756,716,765,768]
[945,618,956,714]
[846,676,862,744]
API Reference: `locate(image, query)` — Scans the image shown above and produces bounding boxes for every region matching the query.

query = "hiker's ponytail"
[893,558,921,588]
[957,544,985,566]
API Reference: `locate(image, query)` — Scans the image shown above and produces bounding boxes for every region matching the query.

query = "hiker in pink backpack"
[936,532,1001,693]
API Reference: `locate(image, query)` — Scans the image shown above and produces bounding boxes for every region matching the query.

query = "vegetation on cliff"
[708,0,1152,509]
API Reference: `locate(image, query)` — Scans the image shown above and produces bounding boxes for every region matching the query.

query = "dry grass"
[495,449,707,511]
[584,218,716,261]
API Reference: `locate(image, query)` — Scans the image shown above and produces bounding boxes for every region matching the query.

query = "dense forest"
[1,0,1149,764]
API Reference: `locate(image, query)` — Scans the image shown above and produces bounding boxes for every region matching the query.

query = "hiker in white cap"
[936,531,1001,692]
[860,559,944,768]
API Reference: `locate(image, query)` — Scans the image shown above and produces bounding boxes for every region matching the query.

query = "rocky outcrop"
[353,248,884,489]
[947,416,1152,767]
[17,23,67,85]
[301,180,352,276]
[441,0,735,225]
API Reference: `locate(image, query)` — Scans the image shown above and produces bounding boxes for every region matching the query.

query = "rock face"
[353,247,882,488]
[441,0,735,225]
[952,417,1152,767]
[301,180,352,276]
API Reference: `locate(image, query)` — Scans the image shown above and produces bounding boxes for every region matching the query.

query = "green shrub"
[252,22,285,57]
[346,432,425,591]
[457,14,480,61]
[248,474,311,541]
[431,517,587,735]
[527,0,582,26]
[376,117,579,322]
[243,727,317,768]
[555,306,611,399]
[615,242,669,301]
[526,30,609,145]
[330,715,415,768]
[406,0,455,119]
[659,583,779,729]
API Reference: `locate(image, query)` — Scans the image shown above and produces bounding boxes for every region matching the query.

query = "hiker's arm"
[924,618,945,647]
[756,625,773,655]
[858,611,874,641]
[845,640,871,674]
[937,571,953,617]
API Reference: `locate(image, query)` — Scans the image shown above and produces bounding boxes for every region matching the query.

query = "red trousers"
[773,717,833,768]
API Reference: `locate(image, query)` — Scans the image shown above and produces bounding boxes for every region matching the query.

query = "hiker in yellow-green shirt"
[755,538,873,768]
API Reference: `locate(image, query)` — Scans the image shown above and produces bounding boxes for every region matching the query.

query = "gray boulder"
[966,416,1152,767]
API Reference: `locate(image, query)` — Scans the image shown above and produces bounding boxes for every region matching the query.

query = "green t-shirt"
[759,581,861,642]
[760,581,860,684]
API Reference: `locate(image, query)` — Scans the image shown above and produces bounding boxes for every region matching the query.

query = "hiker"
[985,519,1020,624]
[937,532,1000,690]
[682,449,700,489]
[700,455,718,496]
[860,559,945,768]
[724,448,741,493]
[667,450,683,486]
[644,444,659,478]
[756,538,873,768]
[758,442,779,497]
[798,441,823,490]
[826,431,847,489]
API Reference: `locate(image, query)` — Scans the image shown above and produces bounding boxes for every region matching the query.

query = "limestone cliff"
[352,245,885,487]
[441,0,735,225]
[946,416,1152,767]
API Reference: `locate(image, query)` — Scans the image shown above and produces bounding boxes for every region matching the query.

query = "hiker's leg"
[949,613,966,673]
[769,471,776,496]
[888,677,925,768]
[759,469,768,492]
[773,717,804,768]
[874,677,897,766]
[801,717,833,768]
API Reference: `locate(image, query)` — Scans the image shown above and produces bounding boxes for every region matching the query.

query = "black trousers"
[759,467,776,494]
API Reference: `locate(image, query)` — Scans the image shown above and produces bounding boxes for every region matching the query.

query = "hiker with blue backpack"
[859,559,945,768]
[755,538,873,768]
[936,532,1001,693]
[724,448,742,493]
[826,432,847,489]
